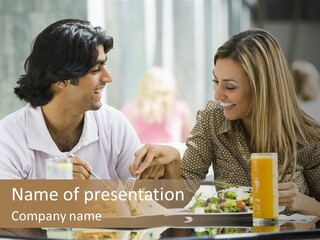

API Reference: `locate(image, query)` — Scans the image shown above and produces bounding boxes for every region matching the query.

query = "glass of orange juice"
[252,224,280,233]
[251,153,279,225]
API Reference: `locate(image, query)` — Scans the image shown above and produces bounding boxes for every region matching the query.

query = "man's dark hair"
[14,19,113,107]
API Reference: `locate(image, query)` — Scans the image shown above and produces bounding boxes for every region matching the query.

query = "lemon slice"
[57,163,72,169]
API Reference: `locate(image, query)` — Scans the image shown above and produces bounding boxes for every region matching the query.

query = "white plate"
[165,206,286,216]
[165,208,251,216]
[279,205,286,212]
[101,212,164,218]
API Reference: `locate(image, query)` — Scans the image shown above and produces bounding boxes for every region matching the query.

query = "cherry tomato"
[236,200,245,207]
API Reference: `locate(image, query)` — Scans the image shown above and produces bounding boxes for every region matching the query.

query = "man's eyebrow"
[94,57,107,65]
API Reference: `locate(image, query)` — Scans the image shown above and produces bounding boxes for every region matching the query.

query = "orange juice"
[251,153,278,224]
[252,224,280,233]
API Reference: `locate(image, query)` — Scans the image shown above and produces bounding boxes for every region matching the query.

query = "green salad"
[191,187,253,213]
[194,227,251,236]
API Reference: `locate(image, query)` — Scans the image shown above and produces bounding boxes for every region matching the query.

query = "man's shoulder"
[0,105,29,127]
[87,105,141,146]
[88,105,128,126]
[0,105,32,141]
[92,105,124,117]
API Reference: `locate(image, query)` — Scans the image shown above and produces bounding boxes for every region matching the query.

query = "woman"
[291,60,320,122]
[130,29,320,217]
[122,66,192,143]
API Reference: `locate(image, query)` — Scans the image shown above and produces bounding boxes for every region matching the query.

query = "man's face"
[213,57,252,122]
[66,45,112,112]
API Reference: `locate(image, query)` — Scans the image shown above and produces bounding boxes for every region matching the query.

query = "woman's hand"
[70,156,92,179]
[278,182,301,211]
[129,144,181,179]
[279,182,320,217]
[137,165,165,179]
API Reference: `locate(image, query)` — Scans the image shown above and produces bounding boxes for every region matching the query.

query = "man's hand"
[70,156,93,179]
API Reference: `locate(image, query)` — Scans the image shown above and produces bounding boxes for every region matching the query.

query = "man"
[0,19,141,179]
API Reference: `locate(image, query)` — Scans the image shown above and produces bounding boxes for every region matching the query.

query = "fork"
[88,170,110,188]
[125,177,138,192]
[125,163,142,192]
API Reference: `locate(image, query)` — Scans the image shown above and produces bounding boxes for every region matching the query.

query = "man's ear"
[56,80,69,88]
[52,80,69,93]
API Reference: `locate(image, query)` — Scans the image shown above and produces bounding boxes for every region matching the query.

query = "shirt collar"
[296,134,307,146]
[26,105,99,155]
[216,118,243,135]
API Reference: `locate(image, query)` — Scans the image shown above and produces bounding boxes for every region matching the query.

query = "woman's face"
[213,57,252,123]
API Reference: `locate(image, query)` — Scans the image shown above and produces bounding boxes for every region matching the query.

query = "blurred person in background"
[130,29,320,217]
[291,60,320,123]
[121,66,192,144]
[0,19,141,179]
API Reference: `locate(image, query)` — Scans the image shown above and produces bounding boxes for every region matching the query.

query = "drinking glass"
[251,153,279,225]
[46,157,73,179]
[252,224,280,233]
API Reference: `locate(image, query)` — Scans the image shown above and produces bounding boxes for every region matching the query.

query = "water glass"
[46,157,73,179]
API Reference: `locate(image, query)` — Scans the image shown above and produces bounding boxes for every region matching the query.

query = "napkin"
[279,214,317,222]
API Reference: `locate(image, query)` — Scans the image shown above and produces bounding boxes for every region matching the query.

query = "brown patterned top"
[181,100,320,202]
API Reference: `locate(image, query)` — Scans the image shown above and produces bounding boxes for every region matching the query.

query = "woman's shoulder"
[297,122,320,150]
[197,100,224,118]
[309,123,320,141]
[195,100,228,129]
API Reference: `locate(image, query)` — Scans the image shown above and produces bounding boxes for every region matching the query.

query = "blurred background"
[0,0,319,124]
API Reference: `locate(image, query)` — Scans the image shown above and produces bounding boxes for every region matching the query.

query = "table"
[1,181,319,239]
[1,214,319,239]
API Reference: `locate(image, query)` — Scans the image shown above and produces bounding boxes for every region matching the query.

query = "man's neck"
[41,104,85,151]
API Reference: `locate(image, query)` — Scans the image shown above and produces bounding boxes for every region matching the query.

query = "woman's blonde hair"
[291,60,320,101]
[214,29,320,181]
[136,67,177,123]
